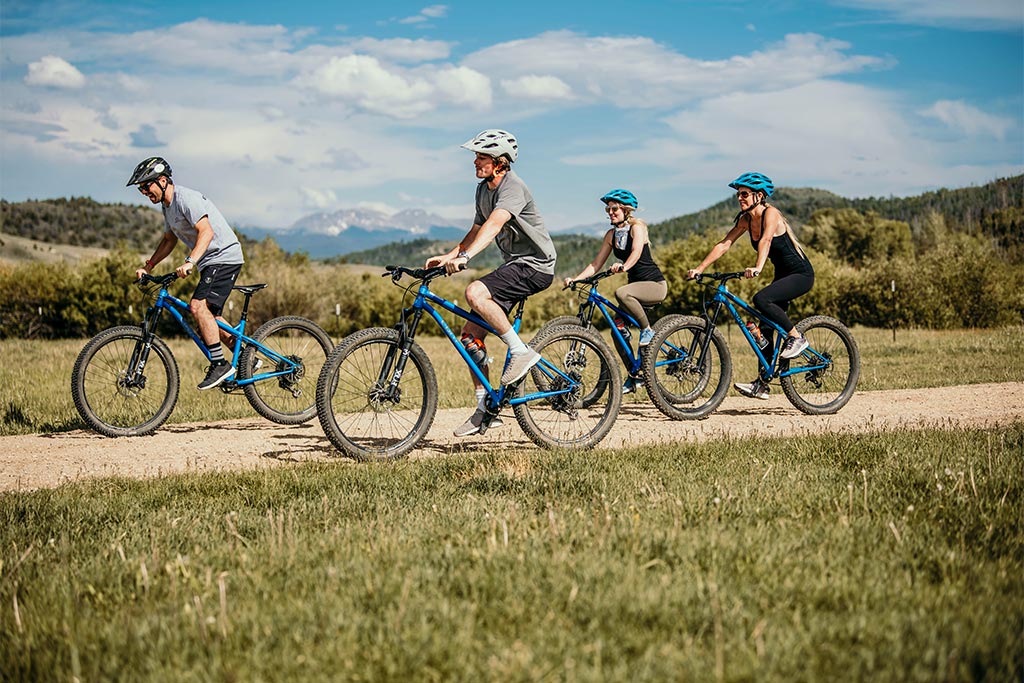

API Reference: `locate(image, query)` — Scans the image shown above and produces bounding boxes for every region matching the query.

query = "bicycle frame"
[700,274,832,381]
[568,272,643,376]
[574,287,642,375]
[382,268,583,412]
[133,277,302,389]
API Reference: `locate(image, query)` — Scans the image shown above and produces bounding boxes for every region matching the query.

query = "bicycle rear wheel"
[240,316,333,425]
[642,318,731,420]
[316,327,438,461]
[71,326,180,437]
[780,315,860,415]
[514,325,621,449]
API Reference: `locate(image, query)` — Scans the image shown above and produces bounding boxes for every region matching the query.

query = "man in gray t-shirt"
[426,130,556,437]
[127,157,245,391]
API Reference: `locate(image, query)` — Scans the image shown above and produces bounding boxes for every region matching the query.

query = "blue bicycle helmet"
[728,172,774,197]
[599,188,638,209]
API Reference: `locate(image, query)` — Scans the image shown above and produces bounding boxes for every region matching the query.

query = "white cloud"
[464,31,890,108]
[433,66,493,108]
[295,55,494,118]
[920,100,1014,139]
[421,5,448,18]
[398,4,449,25]
[24,55,85,88]
[831,0,1023,29]
[563,80,926,198]
[501,75,574,101]
[345,37,452,62]
[296,54,435,118]
[300,187,338,210]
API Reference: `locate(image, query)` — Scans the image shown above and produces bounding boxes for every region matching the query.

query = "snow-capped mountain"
[239,208,467,257]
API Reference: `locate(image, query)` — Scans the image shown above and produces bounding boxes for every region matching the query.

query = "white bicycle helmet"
[460,129,518,163]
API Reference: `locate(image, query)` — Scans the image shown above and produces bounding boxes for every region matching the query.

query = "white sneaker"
[734,380,770,400]
[453,409,504,437]
[781,335,809,359]
[501,349,541,386]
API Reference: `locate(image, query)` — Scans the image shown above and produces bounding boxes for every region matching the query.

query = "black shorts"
[477,261,553,314]
[192,263,242,316]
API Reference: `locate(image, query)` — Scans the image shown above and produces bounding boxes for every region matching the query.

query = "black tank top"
[747,211,814,277]
[612,224,664,284]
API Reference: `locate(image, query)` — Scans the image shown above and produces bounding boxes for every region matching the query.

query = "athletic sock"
[207,343,225,364]
[499,329,528,355]
[475,388,487,411]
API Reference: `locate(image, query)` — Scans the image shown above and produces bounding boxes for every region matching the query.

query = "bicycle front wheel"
[780,315,860,415]
[529,315,610,409]
[642,318,731,420]
[71,326,180,437]
[514,325,622,450]
[315,327,438,461]
[240,316,333,425]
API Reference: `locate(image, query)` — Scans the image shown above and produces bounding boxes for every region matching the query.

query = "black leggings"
[752,273,814,337]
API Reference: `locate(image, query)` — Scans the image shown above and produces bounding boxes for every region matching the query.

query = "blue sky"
[1,0,1021,232]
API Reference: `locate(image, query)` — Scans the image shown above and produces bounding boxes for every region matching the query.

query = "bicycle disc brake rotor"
[116,369,146,397]
[276,355,304,396]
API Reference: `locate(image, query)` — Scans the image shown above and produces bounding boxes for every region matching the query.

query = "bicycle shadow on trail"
[162,421,315,434]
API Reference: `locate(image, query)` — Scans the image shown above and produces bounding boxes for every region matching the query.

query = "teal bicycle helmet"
[728,172,774,197]
[600,188,638,209]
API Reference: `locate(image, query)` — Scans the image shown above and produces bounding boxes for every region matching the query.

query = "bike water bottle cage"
[461,333,488,368]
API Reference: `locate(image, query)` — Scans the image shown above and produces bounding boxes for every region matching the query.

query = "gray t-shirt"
[162,185,244,269]
[473,170,556,275]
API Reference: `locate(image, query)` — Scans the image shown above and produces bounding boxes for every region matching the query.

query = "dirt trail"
[1,382,1021,493]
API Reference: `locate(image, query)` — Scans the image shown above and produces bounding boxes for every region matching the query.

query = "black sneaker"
[198,361,235,390]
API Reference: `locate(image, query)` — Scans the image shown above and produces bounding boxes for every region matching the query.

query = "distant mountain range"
[238,207,468,257]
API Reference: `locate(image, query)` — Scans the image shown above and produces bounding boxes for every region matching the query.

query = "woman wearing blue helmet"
[687,172,814,400]
[564,189,667,392]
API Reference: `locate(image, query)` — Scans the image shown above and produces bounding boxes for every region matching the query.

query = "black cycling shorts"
[477,261,554,314]
[192,263,242,316]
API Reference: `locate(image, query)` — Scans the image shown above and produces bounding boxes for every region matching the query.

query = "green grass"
[2,326,1023,436]
[1,426,1021,681]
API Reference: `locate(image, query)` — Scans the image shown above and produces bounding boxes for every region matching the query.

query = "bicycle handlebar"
[383,264,456,284]
[136,272,179,287]
[692,271,746,285]
[564,268,615,291]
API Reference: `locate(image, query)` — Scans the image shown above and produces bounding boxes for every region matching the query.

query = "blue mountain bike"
[71,272,333,436]
[642,271,860,419]
[533,269,698,409]
[315,264,622,461]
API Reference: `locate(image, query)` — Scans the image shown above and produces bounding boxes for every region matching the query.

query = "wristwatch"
[457,251,471,261]
[184,255,196,265]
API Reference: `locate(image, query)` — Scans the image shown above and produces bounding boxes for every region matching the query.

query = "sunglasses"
[735,191,754,200]
[137,181,154,193]
[605,205,625,214]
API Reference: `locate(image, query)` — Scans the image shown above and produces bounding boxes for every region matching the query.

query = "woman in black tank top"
[564,189,667,388]
[686,173,814,400]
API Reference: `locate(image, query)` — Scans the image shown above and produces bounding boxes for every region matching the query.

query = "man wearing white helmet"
[426,129,557,437]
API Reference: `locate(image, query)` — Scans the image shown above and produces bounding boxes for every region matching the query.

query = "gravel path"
[2,382,1021,492]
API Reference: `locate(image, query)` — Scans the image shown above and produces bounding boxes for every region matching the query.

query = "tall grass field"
[0,327,1021,681]
[1,428,1021,681]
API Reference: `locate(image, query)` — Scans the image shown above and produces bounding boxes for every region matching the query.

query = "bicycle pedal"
[219,381,241,393]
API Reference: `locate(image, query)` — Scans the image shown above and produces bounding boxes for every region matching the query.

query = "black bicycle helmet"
[126,157,172,187]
